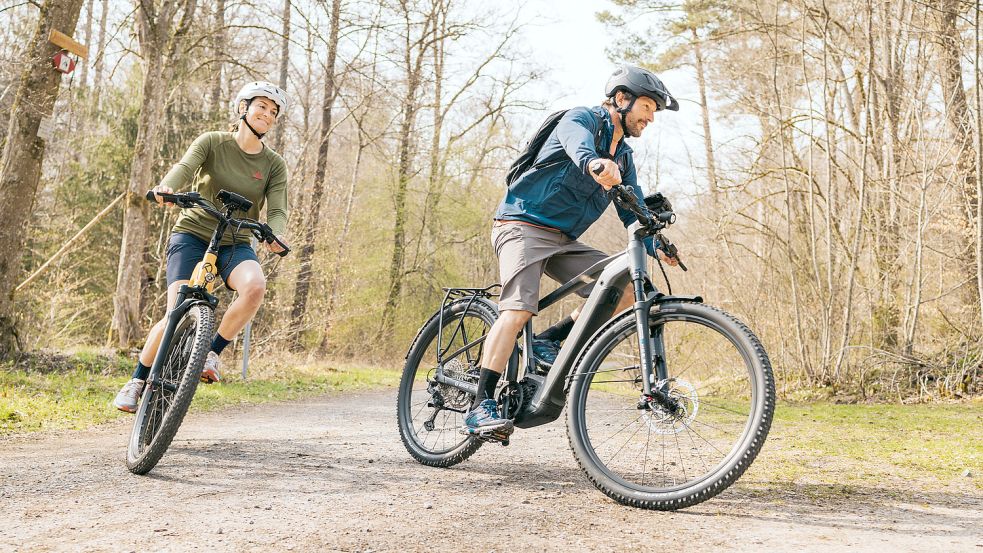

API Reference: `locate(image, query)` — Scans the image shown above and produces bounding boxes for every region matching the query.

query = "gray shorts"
[491,222,609,314]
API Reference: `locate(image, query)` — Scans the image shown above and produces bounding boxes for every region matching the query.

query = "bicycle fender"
[652,294,703,305]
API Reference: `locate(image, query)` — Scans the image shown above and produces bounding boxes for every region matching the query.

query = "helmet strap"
[616,93,636,138]
[241,114,266,139]
[238,99,266,139]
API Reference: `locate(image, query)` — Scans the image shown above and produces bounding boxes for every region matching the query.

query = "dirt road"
[0,390,979,552]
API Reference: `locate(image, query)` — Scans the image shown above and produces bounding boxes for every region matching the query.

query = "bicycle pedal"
[476,428,512,444]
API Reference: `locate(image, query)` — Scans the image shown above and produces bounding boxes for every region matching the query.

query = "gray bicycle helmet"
[605,65,678,112]
[606,65,678,138]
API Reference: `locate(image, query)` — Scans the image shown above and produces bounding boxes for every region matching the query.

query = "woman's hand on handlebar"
[151,185,175,206]
[589,159,621,190]
[265,236,288,255]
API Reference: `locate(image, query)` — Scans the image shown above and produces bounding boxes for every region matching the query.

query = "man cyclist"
[463,66,681,437]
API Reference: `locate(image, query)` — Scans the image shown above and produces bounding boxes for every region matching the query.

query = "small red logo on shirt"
[253,171,263,180]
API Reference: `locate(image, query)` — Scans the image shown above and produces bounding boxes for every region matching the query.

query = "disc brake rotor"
[641,378,699,435]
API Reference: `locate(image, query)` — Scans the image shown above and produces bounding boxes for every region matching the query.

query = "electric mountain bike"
[125,189,289,475]
[396,182,775,510]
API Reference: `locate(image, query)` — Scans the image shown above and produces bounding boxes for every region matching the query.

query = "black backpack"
[505,109,604,187]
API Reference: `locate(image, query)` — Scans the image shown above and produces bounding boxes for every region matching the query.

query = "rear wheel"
[126,304,214,474]
[397,299,502,467]
[567,302,774,510]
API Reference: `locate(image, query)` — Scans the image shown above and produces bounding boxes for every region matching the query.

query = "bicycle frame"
[429,221,702,430]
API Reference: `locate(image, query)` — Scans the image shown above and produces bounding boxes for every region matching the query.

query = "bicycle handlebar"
[146,190,291,257]
[589,160,687,271]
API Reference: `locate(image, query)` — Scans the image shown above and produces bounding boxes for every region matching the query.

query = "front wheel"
[126,304,214,474]
[566,302,775,510]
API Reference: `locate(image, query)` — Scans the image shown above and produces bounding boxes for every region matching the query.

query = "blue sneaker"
[532,338,561,369]
[462,399,514,437]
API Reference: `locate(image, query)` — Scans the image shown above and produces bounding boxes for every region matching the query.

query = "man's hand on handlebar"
[589,159,621,190]
[656,248,679,267]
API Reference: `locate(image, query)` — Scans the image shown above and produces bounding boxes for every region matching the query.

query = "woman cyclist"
[113,81,290,412]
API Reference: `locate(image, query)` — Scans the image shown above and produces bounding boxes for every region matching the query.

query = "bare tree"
[288,0,341,348]
[272,0,290,153]
[111,0,198,347]
[379,0,440,337]
[209,0,225,111]
[935,0,981,320]
[78,0,93,89]
[0,0,86,358]
[92,0,108,95]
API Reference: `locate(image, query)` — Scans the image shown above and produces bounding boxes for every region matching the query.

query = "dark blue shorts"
[165,232,259,289]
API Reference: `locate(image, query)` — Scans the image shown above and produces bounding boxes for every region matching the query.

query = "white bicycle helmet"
[231,81,289,119]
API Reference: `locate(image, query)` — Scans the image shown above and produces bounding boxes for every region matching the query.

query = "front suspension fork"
[631,277,674,409]
[146,286,216,390]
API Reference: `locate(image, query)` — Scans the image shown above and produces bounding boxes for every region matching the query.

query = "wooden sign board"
[48,29,88,59]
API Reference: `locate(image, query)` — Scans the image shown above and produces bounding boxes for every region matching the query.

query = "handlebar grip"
[590,160,604,176]
[254,223,290,257]
[661,241,688,272]
[267,235,290,257]
[147,190,179,204]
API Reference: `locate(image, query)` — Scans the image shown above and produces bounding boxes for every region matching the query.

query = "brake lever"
[256,223,290,257]
[660,240,688,272]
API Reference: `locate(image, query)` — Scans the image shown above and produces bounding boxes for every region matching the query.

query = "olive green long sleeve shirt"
[163,131,288,245]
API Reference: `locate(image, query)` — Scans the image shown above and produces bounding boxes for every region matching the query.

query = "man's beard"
[626,114,644,137]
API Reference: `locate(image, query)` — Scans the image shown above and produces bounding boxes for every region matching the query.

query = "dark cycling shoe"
[461,399,514,438]
[532,338,561,370]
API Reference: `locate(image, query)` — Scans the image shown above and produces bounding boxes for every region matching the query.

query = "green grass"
[0,354,400,435]
[747,401,983,492]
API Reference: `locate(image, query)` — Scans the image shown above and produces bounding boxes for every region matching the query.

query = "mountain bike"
[125,189,289,475]
[396,180,775,510]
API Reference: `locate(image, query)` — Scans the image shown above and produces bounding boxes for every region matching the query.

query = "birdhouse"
[52,50,76,74]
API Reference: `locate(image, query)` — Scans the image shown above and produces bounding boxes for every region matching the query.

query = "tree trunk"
[288,0,340,348]
[209,0,226,111]
[691,27,718,206]
[79,0,93,90]
[272,0,291,153]
[935,0,981,318]
[0,0,86,359]
[93,0,108,94]
[976,0,983,330]
[871,0,903,351]
[413,0,445,274]
[380,3,435,338]
[111,0,198,347]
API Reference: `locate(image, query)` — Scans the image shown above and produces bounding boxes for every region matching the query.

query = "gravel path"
[0,390,979,552]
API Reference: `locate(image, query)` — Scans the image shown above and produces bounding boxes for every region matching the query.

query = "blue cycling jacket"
[495,106,656,255]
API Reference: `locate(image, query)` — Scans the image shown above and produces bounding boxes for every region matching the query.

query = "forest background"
[1,0,981,403]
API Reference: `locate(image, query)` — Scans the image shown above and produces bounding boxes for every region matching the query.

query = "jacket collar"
[592,105,634,157]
